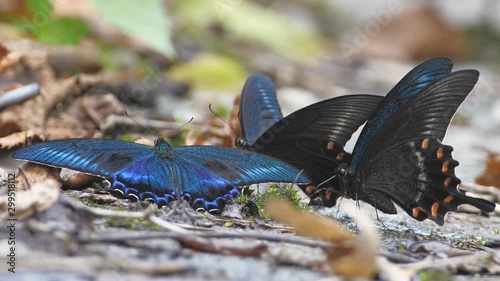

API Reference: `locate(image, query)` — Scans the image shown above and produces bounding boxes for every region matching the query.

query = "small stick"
[0,83,39,110]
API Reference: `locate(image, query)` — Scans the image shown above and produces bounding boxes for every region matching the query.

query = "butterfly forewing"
[12,139,155,177]
[357,70,479,169]
[254,95,383,149]
[351,57,454,170]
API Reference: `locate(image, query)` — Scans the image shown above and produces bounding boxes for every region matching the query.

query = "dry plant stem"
[60,195,188,234]
[0,83,39,110]
[14,252,192,276]
[79,230,332,249]
[399,251,495,271]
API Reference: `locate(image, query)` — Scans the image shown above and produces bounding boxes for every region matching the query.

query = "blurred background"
[0,0,499,184]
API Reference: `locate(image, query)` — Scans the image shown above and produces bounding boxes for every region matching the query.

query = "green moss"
[493,227,499,235]
[418,270,452,281]
[253,184,307,219]
[105,217,161,231]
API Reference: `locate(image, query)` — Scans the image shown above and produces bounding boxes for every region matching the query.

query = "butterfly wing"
[174,146,310,211]
[351,57,453,170]
[14,139,310,213]
[12,139,181,205]
[12,139,155,177]
[250,94,382,206]
[351,70,495,224]
[239,74,283,146]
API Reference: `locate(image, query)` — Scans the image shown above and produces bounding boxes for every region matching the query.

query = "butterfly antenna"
[124,111,162,138]
[177,117,194,132]
[208,103,237,133]
[316,174,337,189]
[295,141,340,165]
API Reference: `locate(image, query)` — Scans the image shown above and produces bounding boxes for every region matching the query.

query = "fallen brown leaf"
[0,179,60,220]
[0,129,44,150]
[476,152,500,188]
[265,198,379,277]
[15,162,62,190]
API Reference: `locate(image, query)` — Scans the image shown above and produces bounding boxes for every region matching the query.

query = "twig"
[78,229,331,249]
[2,252,192,276]
[0,83,39,110]
[60,195,189,234]
[399,251,494,271]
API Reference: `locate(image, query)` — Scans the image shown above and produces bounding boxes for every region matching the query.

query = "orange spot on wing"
[444,195,454,204]
[412,207,425,218]
[336,153,344,161]
[327,141,335,151]
[421,138,430,149]
[437,148,444,159]
[444,177,453,187]
[442,161,450,173]
[325,191,333,201]
[431,202,440,217]
[305,186,316,195]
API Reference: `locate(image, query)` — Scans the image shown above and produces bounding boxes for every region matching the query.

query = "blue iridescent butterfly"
[331,58,495,225]
[13,137,310,213]
[236,74,383,206]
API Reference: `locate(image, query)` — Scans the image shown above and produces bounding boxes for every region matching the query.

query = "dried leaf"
[0,130,44,150]
[0,179,60,220]
[476,152,500,188]
[265,199,379,277]
[328,204,379,277]
[0,46,22,73]
[17,162,62,189]
[265,198,353,243]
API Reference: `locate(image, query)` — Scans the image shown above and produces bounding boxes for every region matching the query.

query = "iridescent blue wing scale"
[13,138,310,212]
[238,74,283,146]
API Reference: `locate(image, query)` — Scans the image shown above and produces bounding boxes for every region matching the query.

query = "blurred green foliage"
[92,0,175,58]
[174,0,324,62]
[168,53,247,91]
[17,0,91,45]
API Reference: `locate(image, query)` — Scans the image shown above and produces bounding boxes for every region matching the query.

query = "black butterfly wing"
[358,70,479,166]
[253,95,383,149]
[239,74,283,146]
[351,57,453,170]
[352,70,495,224]
[251,94,383,206]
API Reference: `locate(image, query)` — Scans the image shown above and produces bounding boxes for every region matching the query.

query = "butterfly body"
[13,138,310,213]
